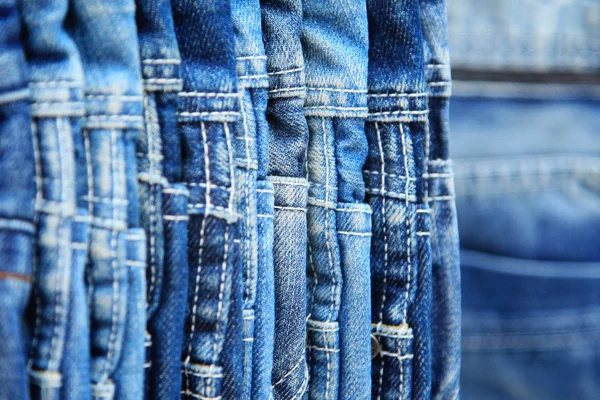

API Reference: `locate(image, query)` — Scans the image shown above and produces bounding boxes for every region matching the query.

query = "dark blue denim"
[365,0,435,399]
[19,0,84,398]
[69,0,146,397]
[261,0,310,398]
[133,0,187,398]
[300,0,371,398]
[0,1,36,398]
[171,0,242,398]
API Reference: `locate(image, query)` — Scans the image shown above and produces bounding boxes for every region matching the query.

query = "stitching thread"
[375,121,387,400]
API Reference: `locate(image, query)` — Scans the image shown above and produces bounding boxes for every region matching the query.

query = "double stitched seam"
[184,121,211,391]
[84,126,94,312]
[104,129,120,382]
[144,94,158,307]
[322,117,335,399]
[375,121,388,400]
[399,123,412,396]
[29,121,43,368]
[240,95,253,304]
[48,118,70,371]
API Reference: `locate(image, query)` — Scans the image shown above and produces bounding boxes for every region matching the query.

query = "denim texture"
[420,1,461,399]
[261,0,310,398]
[0,1,36,398]
[171,0,242,398]
[0,1,461,398]
[300,0,371,398]
[452,97,600,399]
[231,0,273,398]
[69,0,145,398]
[133,0,187,398]
[365,0,437,399]
[448,0,598,399]
[19,0,83,398]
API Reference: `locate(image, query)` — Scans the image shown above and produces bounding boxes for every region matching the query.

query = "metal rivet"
[371,334,380,359]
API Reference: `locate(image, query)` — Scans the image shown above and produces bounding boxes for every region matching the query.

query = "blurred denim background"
[447,0,600,399]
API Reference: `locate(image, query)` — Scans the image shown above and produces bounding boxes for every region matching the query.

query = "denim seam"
[367,92,428,98]
[184,122,212,390]
[374,121,388,400]
[267,86,304,95]
[214,224,230,360]
[239,101,253,303]
[267,67,304,76]
[144,78,183,84]
[29,120,43,371]
[142,59,181,65]
[237,55,267,61]
[239,75,269,81]
[163,215,189,221]
[272,354,305,387]
[144,94,158,306]
[103,129,120,382]
[0,87,30,105]
[400,123,412,323]
[179,92,239,98]
[323,117,334,398]
[163,187,190,197]
[307,87,367,94]
[177,111,240,117]
[337,231,371,237]
[0,218,35,233]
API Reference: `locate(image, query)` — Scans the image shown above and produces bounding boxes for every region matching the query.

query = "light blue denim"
[300,0,371,398]
[69,0,146,397]
[449,2,600,398]
[261,0,310,397]
[0,1,36,398]
[19,0,84,398]
[231,0,273,398]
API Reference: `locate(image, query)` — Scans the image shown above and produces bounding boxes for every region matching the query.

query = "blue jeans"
[19,0,84,398]
[69,0,146,398]
[0,1,36,398]
[261,0,310,398]
[300,0,372,399]
[171,0,242,398]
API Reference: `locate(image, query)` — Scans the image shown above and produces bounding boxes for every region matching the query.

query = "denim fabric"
[171,0,241,398]
[260,0,310,398]
[69,0,145,397]
[252,180,275,400]
[61,211,91,400]
[365,0,434,399]
[133,0,186,397]
[452,97,600,400]
[0,1,35,398]
[420,1,461,399]
[448,1,599,399]
[113,228,147,400]
[300,0,371,398]
[230,0,272,398]
[19,0,84,397]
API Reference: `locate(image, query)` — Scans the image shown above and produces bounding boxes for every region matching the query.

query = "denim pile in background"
[447,1,600,399]
[0,0,460,399]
